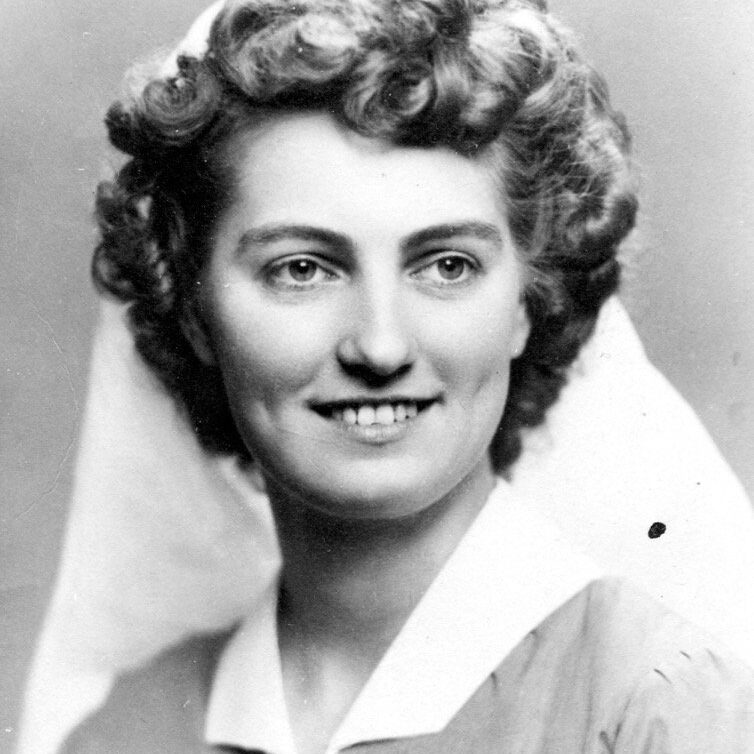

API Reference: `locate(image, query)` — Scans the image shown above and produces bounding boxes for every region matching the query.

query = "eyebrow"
[235,220,503,256]
[236,224,352,255]
[400,222,503,250]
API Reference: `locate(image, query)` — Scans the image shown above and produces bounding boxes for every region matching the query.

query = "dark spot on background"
[648,522,667,539]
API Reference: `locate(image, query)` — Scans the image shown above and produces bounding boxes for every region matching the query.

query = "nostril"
[338,360,413,387]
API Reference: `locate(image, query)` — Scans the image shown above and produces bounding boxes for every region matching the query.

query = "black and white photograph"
[2,1,754,752]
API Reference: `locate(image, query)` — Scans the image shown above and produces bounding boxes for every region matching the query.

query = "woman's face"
[197,111,530,520]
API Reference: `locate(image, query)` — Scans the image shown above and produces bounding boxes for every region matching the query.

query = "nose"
[336,283,416,379]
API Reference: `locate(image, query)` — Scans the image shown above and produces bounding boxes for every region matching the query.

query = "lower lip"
[315,405,434,445]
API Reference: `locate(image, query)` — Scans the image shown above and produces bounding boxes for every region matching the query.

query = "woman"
[29,0,754,752]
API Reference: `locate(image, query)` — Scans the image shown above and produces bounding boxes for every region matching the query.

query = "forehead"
[222,111,507,239]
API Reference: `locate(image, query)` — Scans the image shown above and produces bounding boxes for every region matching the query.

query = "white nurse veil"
[18,4,754,753]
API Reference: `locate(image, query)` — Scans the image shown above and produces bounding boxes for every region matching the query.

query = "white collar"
[205,481,601,753]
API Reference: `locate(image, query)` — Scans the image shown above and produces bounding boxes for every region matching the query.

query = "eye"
[266,256,339,289]
[412,253,477,286]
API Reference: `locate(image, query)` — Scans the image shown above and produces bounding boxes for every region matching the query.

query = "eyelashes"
[266,256,340,288]
[411,253,478,286]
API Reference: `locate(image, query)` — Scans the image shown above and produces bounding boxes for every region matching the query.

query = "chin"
[323,478,437,522]
[292,455,485,523]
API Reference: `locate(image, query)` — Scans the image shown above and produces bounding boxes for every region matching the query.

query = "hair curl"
[93,0,637,471]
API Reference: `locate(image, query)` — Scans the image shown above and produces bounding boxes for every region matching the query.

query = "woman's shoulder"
[59,631,232,754]
[572,577,751,663]
[545,577,754,751]
[551,577,753,689]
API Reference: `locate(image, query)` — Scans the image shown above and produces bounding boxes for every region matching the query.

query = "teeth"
[331,401,422,425]
[357,405,376,426]
[375,404,395,425]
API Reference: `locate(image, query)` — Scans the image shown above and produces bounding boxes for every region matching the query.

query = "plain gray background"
[1,1,753,751]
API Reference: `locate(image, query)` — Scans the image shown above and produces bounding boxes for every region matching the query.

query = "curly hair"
[93,0,637,472]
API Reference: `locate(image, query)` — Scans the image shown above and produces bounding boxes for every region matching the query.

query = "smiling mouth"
[311,399,437,427]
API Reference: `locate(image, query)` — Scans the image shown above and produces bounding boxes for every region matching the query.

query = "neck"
[267,461,496,674]
[265,461,496,754]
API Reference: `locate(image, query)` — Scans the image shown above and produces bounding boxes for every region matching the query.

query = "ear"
[510,300,531,359]
[181,305,216,366]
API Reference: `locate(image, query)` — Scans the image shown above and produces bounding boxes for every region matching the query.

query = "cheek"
[418,292,523,404]
[207,292,336,409]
